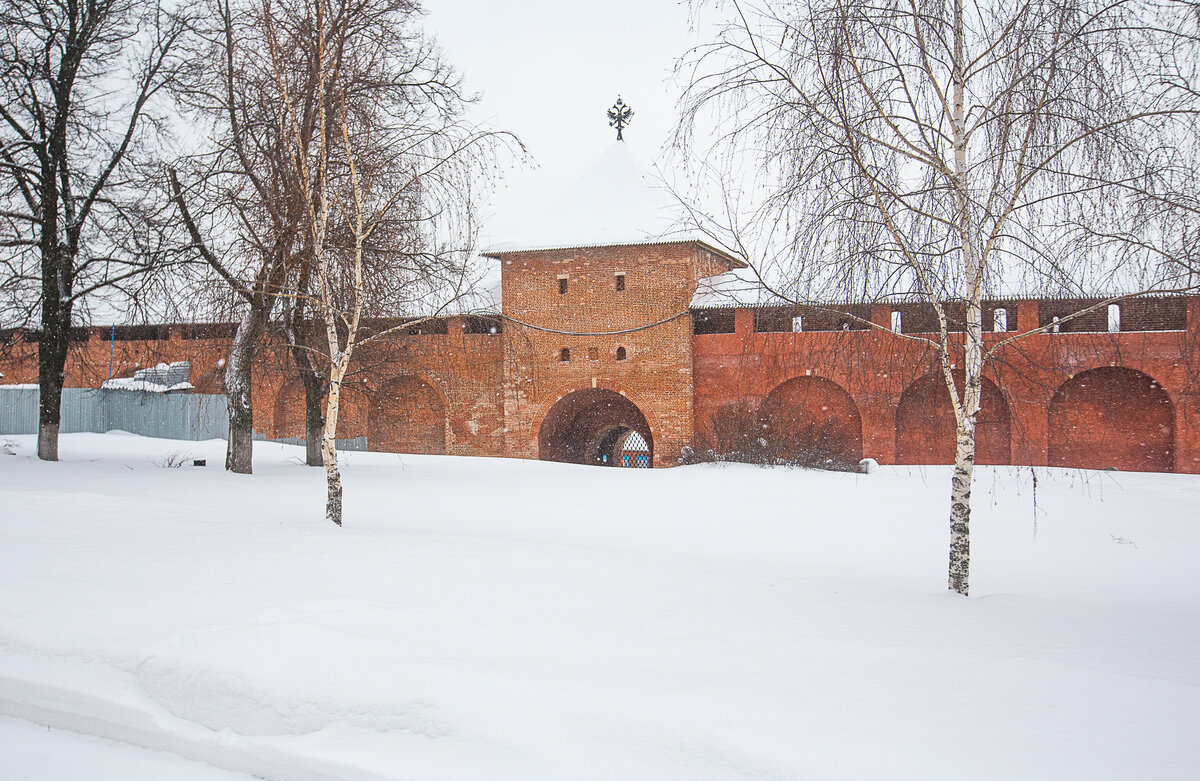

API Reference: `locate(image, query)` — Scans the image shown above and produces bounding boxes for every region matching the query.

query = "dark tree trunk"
[284,303,328,468]
[36,156,68,461]
[224,303,270,473]
[36,328,67,461]
[304,377,325,466]
[226,398,254,473]
[36,272,71,461]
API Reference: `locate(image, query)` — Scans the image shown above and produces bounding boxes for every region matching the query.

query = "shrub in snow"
[154,451,195,468]
[687,399,861,471]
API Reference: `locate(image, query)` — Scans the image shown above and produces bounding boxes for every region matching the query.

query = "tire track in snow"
[0,675,411,781]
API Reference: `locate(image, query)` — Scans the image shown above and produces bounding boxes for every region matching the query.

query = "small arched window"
[616,346,627,361]
[560,348,570,362]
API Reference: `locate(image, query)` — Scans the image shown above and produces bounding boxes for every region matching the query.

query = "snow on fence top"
[101,361,192,393]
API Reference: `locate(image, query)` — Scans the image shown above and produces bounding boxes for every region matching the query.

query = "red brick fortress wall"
[0,317,506,457]
[5,283,1197,474]
[692,297,1200,473]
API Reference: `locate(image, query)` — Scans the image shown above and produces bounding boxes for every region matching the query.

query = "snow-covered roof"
[100,378,194,393]
[101,361,194,393]
[690,267,787,309]
[482,141,734,259]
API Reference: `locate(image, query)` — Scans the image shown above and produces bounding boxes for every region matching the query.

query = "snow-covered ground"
[1,432,1197,780]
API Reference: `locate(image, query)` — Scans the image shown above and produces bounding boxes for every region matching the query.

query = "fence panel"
[64,389,105,434]
[0,387,38,435]
[3,387,364,451]
[1,387,229,441]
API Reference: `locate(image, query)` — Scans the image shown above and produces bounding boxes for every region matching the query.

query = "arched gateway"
[538,388,654,467]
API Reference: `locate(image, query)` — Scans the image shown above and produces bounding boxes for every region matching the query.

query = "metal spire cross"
[607,97,633,141]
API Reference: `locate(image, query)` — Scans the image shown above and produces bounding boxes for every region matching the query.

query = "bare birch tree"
[676,0,1200,594]
[0,0,188,460]
[267,0,511,525]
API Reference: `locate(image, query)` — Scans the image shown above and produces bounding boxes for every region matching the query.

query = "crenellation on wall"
[693,304,1200,474]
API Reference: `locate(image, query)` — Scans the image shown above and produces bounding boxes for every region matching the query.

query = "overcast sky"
[423,0,704,245]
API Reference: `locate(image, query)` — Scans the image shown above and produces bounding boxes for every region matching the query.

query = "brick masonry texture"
[494,242,735,467]
[693,299,1200,473]
[2,245,1198,473]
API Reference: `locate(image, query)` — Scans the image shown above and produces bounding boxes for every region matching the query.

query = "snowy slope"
[1,433,1198,780]
[0,716,255,780]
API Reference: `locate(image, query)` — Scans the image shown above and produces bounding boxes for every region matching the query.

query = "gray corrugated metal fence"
[0,387,37,435]
[0,386,228,439]
[1,386,369,450]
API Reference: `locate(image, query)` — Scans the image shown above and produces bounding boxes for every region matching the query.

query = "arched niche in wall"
[370,376,448,455]
[895,372,1012,465]
[1048,367,1173,472]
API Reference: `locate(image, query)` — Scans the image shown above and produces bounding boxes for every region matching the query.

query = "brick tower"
[483,141,742,467]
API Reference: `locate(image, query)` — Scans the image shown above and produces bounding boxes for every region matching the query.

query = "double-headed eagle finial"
[608,97,633,141]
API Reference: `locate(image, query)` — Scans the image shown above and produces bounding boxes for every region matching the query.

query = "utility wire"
[495,311,691,336]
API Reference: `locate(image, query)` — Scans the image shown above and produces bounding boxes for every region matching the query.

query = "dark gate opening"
[594,427,651,467]
[539,389,654,467]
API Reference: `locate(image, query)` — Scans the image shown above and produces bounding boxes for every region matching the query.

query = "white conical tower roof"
[483,141,709,255]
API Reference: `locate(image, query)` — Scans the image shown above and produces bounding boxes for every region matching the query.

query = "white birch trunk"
[949,298,983,595]
[947,0,978,596]
[286,0,367,525]
[321,357,348,526]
